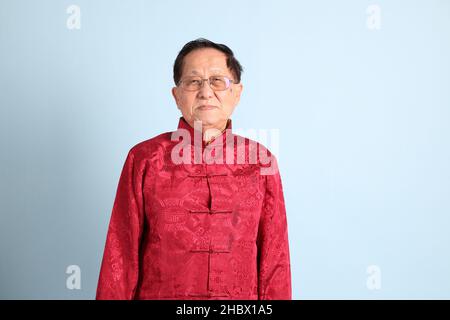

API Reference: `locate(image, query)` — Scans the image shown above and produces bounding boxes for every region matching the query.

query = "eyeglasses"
[177,76,235,91]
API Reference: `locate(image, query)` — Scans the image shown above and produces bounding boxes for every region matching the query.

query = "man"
[96,38,292,299]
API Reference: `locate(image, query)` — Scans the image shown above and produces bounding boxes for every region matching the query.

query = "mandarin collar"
[176,116,232,148]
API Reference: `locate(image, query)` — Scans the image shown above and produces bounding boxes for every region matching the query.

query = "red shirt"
[96,117,292,300]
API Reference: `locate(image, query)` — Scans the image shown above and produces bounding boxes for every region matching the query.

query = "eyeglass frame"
[177,75,236,92]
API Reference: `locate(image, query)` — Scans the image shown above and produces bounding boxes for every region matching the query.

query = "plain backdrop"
[1,0,449,299]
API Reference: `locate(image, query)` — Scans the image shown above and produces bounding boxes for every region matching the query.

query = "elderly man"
[96,38,292,300]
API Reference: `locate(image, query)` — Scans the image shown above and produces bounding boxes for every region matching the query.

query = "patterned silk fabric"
[96,117,292,300]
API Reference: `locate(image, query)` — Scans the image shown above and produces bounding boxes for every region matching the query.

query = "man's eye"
[211,77,224,83]
[189,80,201,85]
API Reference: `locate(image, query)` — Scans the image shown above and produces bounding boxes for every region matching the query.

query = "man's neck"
[190,119,229,144]
[203,122,228,144]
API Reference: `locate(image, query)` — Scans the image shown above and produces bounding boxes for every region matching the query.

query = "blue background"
[1,0,449,299]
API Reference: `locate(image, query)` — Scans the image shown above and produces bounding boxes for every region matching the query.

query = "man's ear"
[172,87,180,109]
[233,83,243,104]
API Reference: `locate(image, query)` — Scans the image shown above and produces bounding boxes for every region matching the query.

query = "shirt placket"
[187,164,233,297]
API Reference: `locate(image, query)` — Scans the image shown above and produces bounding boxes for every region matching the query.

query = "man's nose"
[197,79,214,98]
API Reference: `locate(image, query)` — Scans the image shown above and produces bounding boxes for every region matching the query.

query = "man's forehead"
[183,49,228,74]
[188,68,226,75]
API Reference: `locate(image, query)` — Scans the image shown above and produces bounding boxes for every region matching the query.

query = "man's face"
[172,48,243,130]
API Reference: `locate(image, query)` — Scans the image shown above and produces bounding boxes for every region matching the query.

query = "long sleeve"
[257,157,292,300]
[96,150,145,300]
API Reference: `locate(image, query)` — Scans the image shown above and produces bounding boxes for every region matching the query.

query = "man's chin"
[194,114,221,127]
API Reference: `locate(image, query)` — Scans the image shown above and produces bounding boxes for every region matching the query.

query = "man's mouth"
[197,105,218,110]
